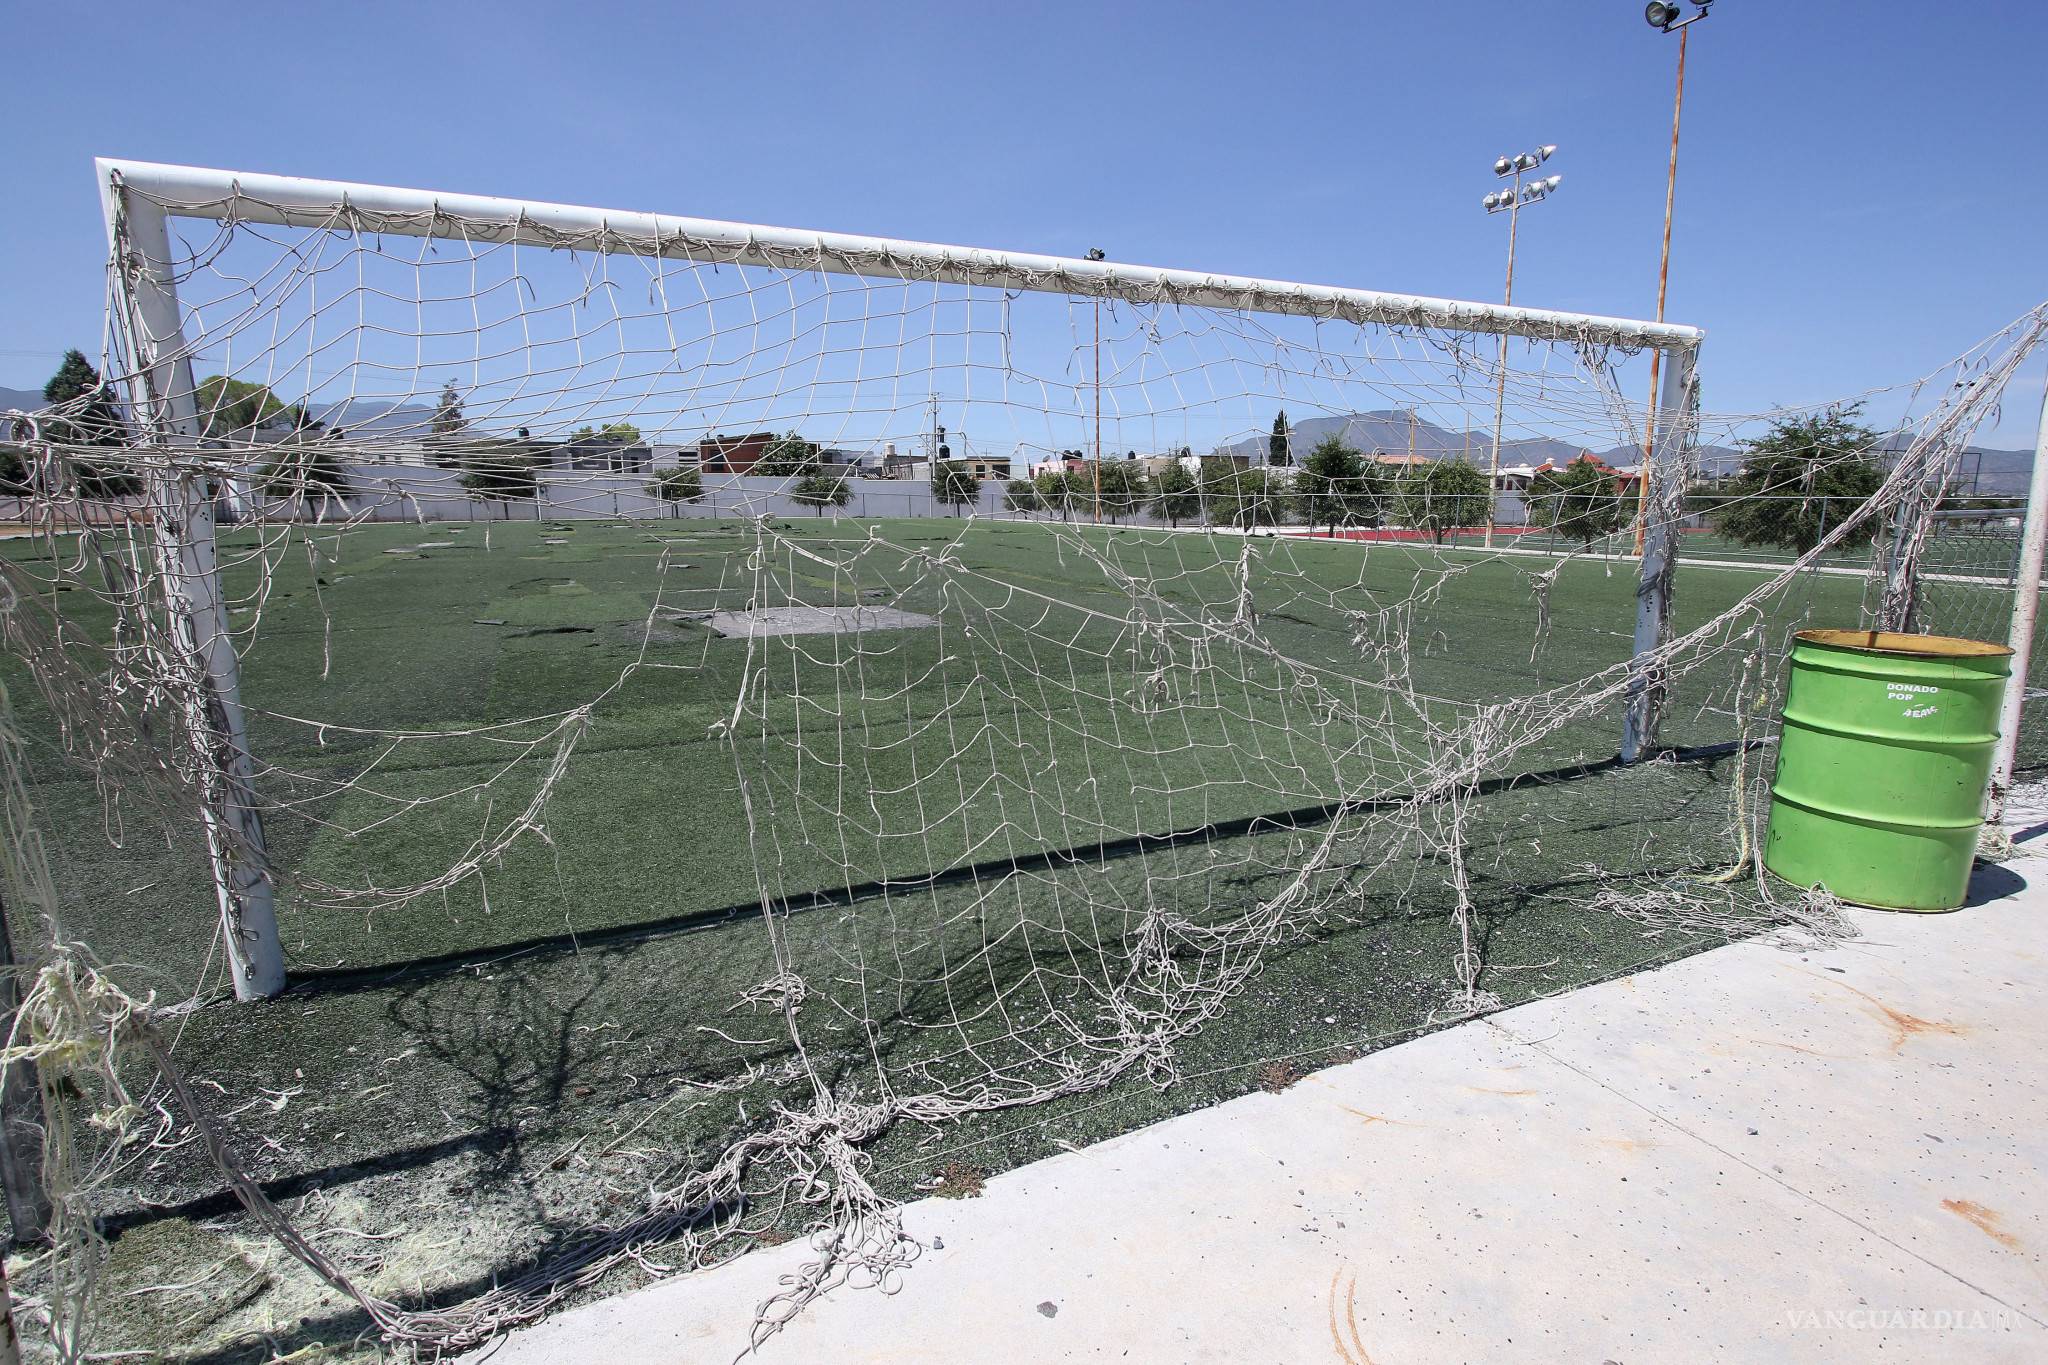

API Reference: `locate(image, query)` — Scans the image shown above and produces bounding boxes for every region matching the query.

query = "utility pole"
[1635,0,1712,554]
[1481,147,1561,549]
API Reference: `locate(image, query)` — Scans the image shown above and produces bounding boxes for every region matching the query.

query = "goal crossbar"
[98,158,1701,352]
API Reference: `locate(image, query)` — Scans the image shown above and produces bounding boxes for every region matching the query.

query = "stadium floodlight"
[1647,0,1711,32]
[1479,144,1565,544]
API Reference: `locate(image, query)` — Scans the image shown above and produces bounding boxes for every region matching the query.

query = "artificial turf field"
[15,512,1981,987]
[2,515,2040,1360]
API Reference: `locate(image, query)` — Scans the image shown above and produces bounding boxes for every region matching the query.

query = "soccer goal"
[83,159,1705,993]
[0,158,2038,1355]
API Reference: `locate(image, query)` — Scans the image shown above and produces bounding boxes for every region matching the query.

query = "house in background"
[1370,451,1433,475]
[696,432,778,473]
[555,432,651,474]
[1029,452,1088,480]
[1494,461,1541,495]
[1520,451,1641,493]
[955,455,1012,481]
[876,443,928,480]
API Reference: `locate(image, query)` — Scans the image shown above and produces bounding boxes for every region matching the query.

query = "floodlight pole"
[1482,153,1559,546]
[1985,375,2048,827]
[1622,340,1699,763]
[101,173,286,1001]
[1635,16,1692,556]
[1484,170,1524,552]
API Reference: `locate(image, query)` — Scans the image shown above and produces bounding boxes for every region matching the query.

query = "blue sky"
[3,0,2044,443]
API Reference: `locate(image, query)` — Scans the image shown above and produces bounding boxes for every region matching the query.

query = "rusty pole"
[1635,21,1689,556]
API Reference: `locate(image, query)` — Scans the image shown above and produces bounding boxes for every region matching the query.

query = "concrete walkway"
[491,850,2048,1363]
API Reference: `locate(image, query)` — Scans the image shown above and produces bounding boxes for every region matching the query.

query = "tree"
[649,468,705,503]
[754,432,822,477]
[43,350,140,496]
[45,349,128,443]
[432,380,466,438]
[1295,435,1389,537]
[790,470,851,516]
[1034,469,1077,521]
[1395,460,1489,545]
[1269,410,1293,467]
[260,446,351,520]
[192,375,312,441]
[932,460,980,514]
[0,441,29,493]
[1003,477,1043,516]
[1712,406,1886,554]
[1212,468,1288,529]
[1151,462,1201,528]
[1196,456,1242,522]
[1529,456,1627,549]
[461,447,539,502]
[573,422,644,444]
[1090,459,1149,523]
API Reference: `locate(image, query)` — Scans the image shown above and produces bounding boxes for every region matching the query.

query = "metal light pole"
[1634,0,1712,554]
[1482,149,1561,549]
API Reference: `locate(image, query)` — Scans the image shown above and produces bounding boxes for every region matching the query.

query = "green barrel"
[1765,629,2012,912]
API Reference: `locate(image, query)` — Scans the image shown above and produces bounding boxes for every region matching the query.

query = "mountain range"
[1219,408,2037,495]
[1216,409,1747,477]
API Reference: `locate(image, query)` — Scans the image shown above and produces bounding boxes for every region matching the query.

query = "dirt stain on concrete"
[1595,1136,1657,1153]
[1324,1099,1422,1130]
[1798,971,1966,1052]
[1753,1037,1841,1058]
[1942,1198,2023,1250]
[1463,1085,1538,1098]
[1305,1079,1423,1130]
[1328,1265,1374,1365]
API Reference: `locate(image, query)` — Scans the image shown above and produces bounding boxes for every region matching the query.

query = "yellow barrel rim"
[1793,628,2013,660]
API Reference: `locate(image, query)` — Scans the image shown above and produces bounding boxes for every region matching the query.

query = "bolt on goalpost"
[92,159,1706,1002]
